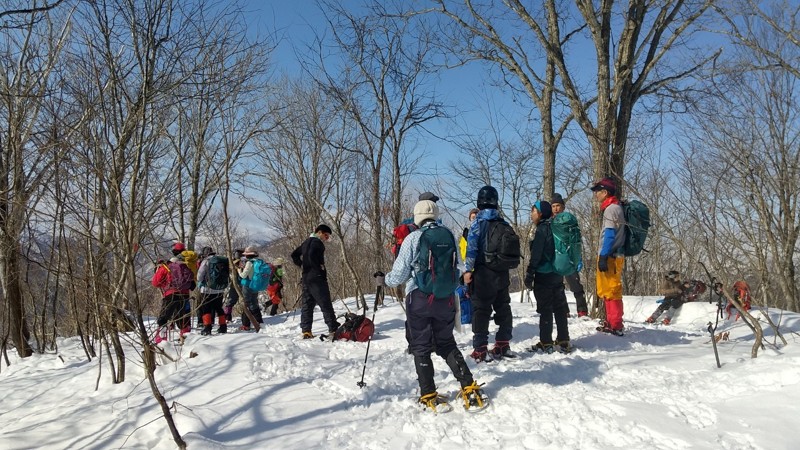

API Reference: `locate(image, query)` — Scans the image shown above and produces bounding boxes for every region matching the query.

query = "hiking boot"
[662,318,671,325]
[217,324,227,334]
[529,341,555,354]
[459,381,487,410]
[239,325,250,332]
[645,317,655,324]
[302,331,315,339]
[200,325,213,336]
[470,347,493,363]
[153,328,167,344]
[490,341,517,359]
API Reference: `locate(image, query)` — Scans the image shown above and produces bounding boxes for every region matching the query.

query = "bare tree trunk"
[1,249,33,357]
[137,316,187,449]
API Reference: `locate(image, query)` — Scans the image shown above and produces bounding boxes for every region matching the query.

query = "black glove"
[524,276,534,290]
[598,255,609,272]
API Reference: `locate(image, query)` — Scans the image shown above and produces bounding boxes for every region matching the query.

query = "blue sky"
[240,1,535,169]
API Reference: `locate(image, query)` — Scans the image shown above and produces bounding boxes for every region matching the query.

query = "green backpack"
[413,224,459,299]
[551,212,583,276]
[622,200,651,256]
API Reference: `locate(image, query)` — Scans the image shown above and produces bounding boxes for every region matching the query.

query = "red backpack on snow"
[333,313,375,342]
[733,281,752,308]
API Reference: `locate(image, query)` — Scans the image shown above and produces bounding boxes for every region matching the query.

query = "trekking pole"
[699,261,723,368]
[707,322,721,368]
[358,273,384,388]
[290,281,303,322]
[391,287,406,313]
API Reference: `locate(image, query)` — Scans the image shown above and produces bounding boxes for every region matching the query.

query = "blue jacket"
[464,208,502,272]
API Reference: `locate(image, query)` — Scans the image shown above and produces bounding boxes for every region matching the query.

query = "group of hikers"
[150,243,287,343]
[149,176,754,411]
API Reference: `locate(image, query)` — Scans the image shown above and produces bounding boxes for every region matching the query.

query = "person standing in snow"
[383,199,485,410]
[266,257,285,316]
[459,208,479,262]
[237,246,264,331]
[591,178,627,336]
[223,248,244,322]
[463,185,518,362]
[524,200,571,353]
[196,247,228,335]
[291,224,340,339]
[550,193,589,318]
[151,246,196,342]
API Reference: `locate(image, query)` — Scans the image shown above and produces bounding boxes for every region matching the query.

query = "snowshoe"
[418,392,453,414]
[490,341,518,360]
[555,340,574,353]
[457,382,489,411]
[528,341,555,354]
[469,348,494,364]
[596,325,624,336]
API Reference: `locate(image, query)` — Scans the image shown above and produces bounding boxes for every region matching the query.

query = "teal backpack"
[621,200,651,256]
[243,259,272,291]
[551,212,583,276]
[413,224,459,299]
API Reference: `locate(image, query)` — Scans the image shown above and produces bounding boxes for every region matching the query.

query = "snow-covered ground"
[1,292,799,450]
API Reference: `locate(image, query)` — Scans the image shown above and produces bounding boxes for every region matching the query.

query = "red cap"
[172,242,186,252]
[590,177,617,195]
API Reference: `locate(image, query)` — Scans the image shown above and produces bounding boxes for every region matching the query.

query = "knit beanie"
[413,200,439,226]
[534,200,553,220]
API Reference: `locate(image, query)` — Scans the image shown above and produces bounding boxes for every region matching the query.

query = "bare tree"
[427,0,716,196]
[308,1,446,271]
[164,6,272,249]
[0,2,73,358]
[447,120,542,290]
[678,6,800,313]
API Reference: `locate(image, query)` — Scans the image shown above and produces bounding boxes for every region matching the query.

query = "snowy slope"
[1,293,799,450]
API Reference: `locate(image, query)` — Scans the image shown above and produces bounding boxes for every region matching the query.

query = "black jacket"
[525,220,562,287]
[291,236,327,281]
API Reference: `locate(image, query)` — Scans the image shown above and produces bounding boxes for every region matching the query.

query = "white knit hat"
[413,200,439,226]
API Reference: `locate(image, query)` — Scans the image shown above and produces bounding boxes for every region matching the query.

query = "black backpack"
[483,219,521,271]
[205,255,230,290]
